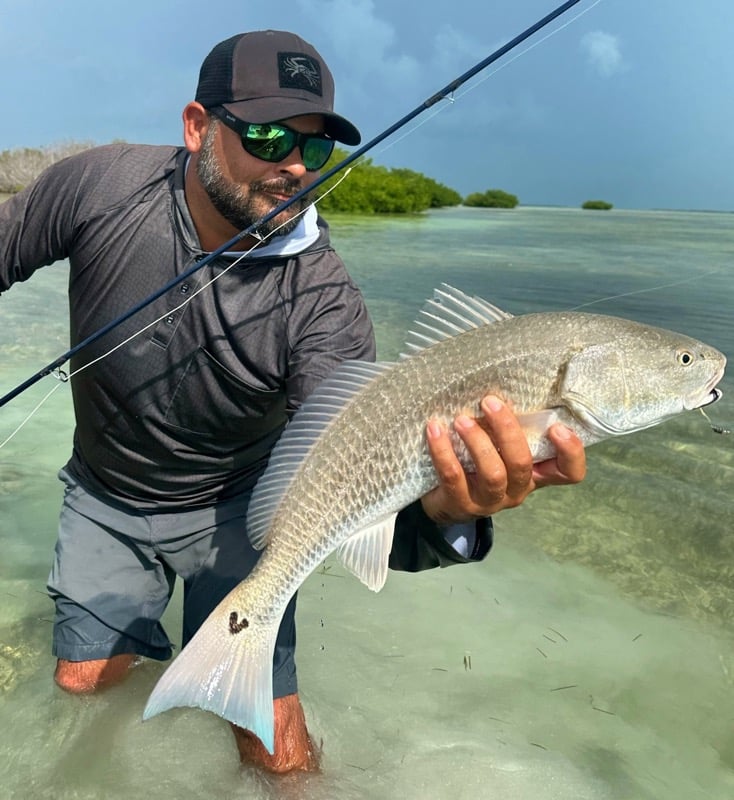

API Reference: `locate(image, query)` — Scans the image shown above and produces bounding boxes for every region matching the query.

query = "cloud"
[581,30,624,77]
[297,0,419,84]
[291,0,431,135]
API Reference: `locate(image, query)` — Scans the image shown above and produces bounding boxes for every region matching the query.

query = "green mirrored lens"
[241,121,334,170]
[245,125,294,162]
[302,138,334,170]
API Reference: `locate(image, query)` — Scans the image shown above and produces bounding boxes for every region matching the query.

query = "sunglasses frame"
[208,107,335,171]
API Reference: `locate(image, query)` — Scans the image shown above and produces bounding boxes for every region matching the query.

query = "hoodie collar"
[237,203,320,259]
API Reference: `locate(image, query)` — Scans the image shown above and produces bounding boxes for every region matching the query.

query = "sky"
[1,0,733,210]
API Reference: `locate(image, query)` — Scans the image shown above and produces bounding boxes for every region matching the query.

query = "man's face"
[196,113,325,239]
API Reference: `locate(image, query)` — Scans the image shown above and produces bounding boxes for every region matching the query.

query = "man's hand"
[420,395,586,525]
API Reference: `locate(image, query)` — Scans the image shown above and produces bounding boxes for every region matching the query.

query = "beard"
[196,121,309,239]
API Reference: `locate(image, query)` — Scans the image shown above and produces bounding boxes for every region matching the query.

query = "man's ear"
[182,102,211,153]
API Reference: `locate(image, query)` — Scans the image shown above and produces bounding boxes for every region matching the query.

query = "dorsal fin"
[401,284,513,357]
[247,360,394,549]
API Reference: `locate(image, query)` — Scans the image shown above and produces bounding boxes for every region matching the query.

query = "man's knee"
[54,654,137,694]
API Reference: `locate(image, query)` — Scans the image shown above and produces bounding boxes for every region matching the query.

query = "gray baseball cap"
[195,30,361,145]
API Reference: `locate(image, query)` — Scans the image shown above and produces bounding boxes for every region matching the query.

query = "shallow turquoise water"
[0,206,732,799]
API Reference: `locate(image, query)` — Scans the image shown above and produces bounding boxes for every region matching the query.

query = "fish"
[142,284,726,752]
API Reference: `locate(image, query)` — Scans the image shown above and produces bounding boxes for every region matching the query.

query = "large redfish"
[143,285,726,752]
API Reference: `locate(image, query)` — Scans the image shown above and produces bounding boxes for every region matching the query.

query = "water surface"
[1,206,732,799]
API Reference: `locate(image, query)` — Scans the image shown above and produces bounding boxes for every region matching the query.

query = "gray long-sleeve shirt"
[0,143,491,565]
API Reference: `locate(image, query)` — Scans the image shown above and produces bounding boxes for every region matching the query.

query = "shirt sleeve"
[0,158,79,293]
[390,501,493,571]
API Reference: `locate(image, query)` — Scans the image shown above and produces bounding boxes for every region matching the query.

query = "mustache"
[251,178,304,197]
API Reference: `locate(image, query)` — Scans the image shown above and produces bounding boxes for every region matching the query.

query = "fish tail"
[142,595,280,754]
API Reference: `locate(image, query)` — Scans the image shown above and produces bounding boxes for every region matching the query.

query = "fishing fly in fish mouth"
[0,0,728,778]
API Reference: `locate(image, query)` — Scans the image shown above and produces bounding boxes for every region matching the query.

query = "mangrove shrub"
[0,141,95,193]
[463,189,519,208]
[316,148,461,214]
[582,199,613,210]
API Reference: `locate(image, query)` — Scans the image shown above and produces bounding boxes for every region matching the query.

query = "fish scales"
[263,313,603,567]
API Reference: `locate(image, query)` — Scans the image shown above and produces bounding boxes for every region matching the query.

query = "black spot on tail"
[229,612,249,635]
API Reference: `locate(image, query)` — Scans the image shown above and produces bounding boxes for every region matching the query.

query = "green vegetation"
[463,188,519,209]
[582,199,613,210]
[316,148,462,214]
[0,141,95,193]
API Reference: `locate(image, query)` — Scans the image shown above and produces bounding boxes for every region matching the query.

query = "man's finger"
[532,423,587,487]
[425,419,465,488]
[475,395,534,501]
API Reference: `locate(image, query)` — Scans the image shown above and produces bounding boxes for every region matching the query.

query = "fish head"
[559,322,727,437]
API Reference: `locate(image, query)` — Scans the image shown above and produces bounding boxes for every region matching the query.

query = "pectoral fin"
[336,514,398,592]
[515,409,561,440]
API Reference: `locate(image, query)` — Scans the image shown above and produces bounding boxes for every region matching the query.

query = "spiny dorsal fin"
[401,284,513,357]
[247,360,394,549]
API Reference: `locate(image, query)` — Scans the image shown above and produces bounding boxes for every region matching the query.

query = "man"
[0,31,585,772]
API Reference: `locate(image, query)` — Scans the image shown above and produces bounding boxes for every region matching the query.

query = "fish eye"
[677,349,695,366]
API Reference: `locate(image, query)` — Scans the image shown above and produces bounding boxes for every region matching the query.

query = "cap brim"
[222,97,361,145]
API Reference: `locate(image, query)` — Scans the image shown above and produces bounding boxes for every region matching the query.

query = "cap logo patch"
[278,52,322,96]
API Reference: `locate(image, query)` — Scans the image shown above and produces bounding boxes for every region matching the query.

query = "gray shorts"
[47,468,297,697]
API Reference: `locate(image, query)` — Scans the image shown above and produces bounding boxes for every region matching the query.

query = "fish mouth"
[699,386,723,408]
[688,367,725,410]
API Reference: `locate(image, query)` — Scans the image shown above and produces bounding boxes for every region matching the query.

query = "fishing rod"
[0,0,585,409]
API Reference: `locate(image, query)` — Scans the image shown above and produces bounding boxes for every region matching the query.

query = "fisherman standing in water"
[0,30,585,772]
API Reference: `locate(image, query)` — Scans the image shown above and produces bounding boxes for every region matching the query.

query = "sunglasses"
[209,107,335,171]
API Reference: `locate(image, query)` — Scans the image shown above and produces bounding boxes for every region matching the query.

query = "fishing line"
[358,0,605,162]
[0,0,588,410]
[700,408,731,436]
[446,0,606,105]
[0,381,65,449]
[568,267,725,311]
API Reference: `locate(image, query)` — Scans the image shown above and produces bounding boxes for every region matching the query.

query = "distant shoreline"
[1,190,730,215]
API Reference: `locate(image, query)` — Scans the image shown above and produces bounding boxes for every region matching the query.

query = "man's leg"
[53,654,138,694]
[232,693,319,773]
[47,473,319,772]
[47,470,175,694]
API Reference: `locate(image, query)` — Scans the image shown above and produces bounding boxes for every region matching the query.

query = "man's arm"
[0,158,81,293]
